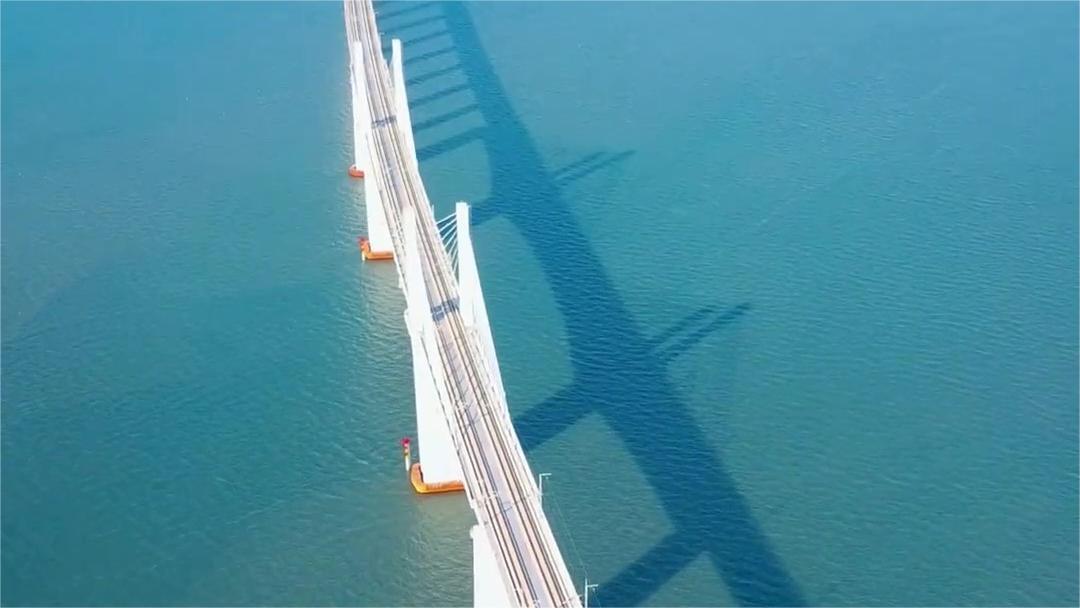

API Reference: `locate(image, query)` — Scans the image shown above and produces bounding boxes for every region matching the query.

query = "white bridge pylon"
[343,1,583,606]
[406,202,506,488]
[349,45,393,259]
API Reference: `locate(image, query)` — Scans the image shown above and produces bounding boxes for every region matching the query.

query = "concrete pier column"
[402,207,464,487]
[472,525,513,607]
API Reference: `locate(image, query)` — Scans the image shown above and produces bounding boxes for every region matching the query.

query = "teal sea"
[2,2,1077,605]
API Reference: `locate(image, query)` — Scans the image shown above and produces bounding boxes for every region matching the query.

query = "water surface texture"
[2,2,1077,606]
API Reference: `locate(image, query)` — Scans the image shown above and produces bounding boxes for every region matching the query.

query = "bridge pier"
[472,525,513,607]
[390,38,419,166]
[348,47,394,259]
[402,207,465,493]
[455,202,506,402]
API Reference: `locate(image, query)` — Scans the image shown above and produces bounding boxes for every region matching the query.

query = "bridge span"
[342,1,583,606]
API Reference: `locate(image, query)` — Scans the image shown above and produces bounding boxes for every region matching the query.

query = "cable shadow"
[382,13,443,33]
[374,1,437,21]
[648,304,726,350]
[555,150,636,187]
[552,152,606,179]
[416,126,485,163]
[515,302,750,450]
[409,82,471,110]
[413,103,478,133]
[404,29,451,47]
[378,2,806,605]
[655,303,753,364]
[403,44,453,67]
[385,28,450,56]
[406,63,460,87]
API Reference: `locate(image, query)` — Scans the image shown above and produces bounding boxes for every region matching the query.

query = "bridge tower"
[459,201,515,607]
[399,206,466,494]
[376,39,465,494]
[455,202,506,401]
[348,44,393,260]
[389,39,419,167]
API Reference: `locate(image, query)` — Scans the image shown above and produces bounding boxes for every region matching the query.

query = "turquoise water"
[3,1,1077,606]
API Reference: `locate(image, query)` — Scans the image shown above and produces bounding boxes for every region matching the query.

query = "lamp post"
[584,579,598,608]
[538,473,551,507]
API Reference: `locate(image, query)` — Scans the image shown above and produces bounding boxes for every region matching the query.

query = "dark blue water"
[3,2,1077,605]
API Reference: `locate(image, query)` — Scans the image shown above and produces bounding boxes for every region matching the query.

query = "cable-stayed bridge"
[342,1,583,606]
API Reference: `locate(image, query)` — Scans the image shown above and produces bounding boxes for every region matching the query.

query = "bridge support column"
[348,45,394,259]
[471,525,513,607]
[456,202,506,401]
[390,38,418,166]
[401,207,465,493]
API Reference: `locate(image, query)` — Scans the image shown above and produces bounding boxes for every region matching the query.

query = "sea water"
[3,2,1077,605]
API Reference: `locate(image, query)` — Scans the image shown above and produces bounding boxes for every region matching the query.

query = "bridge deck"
[343,2,581,606]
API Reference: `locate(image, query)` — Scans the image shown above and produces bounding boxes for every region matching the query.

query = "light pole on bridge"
[538,472,551,507]
[584,579,599,608]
